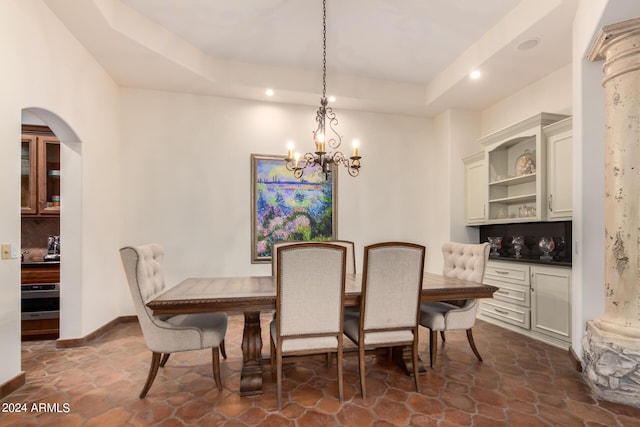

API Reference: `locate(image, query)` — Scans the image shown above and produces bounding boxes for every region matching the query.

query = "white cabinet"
[479,260,571,348]
[478,113,568,223]
[463,152,486,225]
[544,118,572,220]
[531,265,571,344]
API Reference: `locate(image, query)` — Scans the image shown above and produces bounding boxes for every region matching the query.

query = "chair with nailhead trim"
[270,242,347,409]
[120,244,228,398]
[343,242,425,398]
[419,242,490,367]
[270,240,356,365]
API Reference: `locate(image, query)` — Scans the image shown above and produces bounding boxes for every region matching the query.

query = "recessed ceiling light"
[470,70,481,80]
[517,38,540,51]
[266,88,274,97]
[328,96,336,103]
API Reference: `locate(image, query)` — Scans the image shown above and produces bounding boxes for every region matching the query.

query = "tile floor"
[2,314,640,426]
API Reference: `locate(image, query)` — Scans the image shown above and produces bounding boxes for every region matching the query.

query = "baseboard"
[56,315,138,349]
[569,345,583,372]
[0,372,25,400]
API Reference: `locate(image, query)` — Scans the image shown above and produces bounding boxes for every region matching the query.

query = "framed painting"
[251,154,337,263]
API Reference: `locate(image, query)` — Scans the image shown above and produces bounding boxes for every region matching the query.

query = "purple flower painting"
[251,154,336,262]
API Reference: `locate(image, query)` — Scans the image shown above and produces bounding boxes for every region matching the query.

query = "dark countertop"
[22,261,61,267]
[488,255,571,267]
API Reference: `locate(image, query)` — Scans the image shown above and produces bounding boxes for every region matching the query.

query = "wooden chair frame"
[271,243,347,408]
[349,242,425,398]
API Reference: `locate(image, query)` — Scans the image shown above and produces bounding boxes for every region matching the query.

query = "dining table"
[147,272,498,396]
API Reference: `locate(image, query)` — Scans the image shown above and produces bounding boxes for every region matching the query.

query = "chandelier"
[285,0,361,179]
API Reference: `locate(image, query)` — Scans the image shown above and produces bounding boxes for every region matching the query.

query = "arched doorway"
[21,108,82,341]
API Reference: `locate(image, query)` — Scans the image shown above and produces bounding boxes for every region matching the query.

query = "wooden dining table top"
[147,272,498,315]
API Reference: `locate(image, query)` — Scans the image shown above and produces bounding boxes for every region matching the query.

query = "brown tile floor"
[2,314,640,426]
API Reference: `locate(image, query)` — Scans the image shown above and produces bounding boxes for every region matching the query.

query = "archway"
[21,108,83,340]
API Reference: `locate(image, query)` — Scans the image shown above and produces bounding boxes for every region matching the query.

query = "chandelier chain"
[322,0,327,99]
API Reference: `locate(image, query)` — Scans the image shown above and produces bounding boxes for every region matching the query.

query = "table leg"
[240,311,264,395]
[391,346,426,376]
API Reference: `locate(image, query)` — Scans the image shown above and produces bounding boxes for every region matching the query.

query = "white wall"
[0,0,122,387]
[118,88,437,296]
[430,109,483,273]
[481,64,573,135]
[446,110,482,245]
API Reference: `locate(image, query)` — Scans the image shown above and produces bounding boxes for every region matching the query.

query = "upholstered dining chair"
[271,239,355,276]
[120,244,228,398]
[343,242,425,398]
[419,241,490,367]
[271,240,357,327]
[270,242,347,408]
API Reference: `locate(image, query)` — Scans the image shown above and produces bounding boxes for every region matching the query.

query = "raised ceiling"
[44,0,578,116]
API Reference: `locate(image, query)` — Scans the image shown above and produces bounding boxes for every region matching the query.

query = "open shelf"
[489,173,536,187]
[489,194,536,204]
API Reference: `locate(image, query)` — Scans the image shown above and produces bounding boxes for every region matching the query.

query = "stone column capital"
[588,17,640,62]
[588,17,640,88]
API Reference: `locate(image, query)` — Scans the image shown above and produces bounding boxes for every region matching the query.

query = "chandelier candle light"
[285,0,361,179]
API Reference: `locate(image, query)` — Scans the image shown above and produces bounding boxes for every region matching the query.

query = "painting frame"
[251,154,337,263]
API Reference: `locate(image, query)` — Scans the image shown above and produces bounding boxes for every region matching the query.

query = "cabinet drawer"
[22,265,60,284]
[485,261,530,286]
[21,318,59,340]
[493,282,530,308]
[480,300,530,329]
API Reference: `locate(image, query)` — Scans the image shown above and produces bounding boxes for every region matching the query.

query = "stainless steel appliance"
[21,283,60,321]
[44,235,60,261]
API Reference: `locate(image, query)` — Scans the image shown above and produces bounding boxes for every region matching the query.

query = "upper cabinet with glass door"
[479,113,568,224]
[21,134,38,214]
[38,136,61,215]
[21,126,60,216]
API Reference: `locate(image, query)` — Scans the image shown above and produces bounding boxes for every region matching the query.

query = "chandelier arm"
[324,106,342,149]
[346,166,360,177]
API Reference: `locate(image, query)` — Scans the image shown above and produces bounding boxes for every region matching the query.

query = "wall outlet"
[1,244,10,260]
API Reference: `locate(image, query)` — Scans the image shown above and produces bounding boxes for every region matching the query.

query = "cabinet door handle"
[495,270,510,275]
[495,308,510,315]
[548,194,553,212]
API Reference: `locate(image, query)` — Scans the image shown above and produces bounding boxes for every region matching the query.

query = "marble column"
[585,17,640,407]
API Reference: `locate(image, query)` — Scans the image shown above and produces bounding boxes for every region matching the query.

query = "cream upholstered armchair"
[120,244,228,398]
[419,241,490,367]
[270,242,347,408]
[343,242,425,398]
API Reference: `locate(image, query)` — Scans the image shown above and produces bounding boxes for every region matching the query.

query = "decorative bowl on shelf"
[518,205,536,218]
